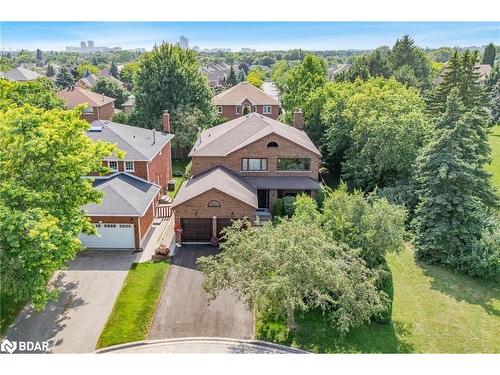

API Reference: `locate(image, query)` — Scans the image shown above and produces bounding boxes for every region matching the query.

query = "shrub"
[172,170,184,177]
[372,261,394,324]
[272,198,284,217]
[183,161,192,179]
[282,196,296,217]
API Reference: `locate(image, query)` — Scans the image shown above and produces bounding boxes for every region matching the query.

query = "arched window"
[208,200,221,207]
[267,141,278,148]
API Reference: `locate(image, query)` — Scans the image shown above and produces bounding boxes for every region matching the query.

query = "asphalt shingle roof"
[83,173,160,216]
[4,66,41,81]
[213,81,280,106]
[87,120,174,161]
[243,176,321,190]
[57,87,115,108]
[172,167,258,209]
[189,113,321,157]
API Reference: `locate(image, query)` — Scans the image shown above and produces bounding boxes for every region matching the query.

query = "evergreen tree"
[482,43,496,67]
[428,50,488,116]
[46,63,55,77]
[237,69,246,83]
[55,67,75,89]
[414,90,498,278]
[490,81,500,125]
[109,61,119,78]
[226,66,238,87]
[36,48,43,61]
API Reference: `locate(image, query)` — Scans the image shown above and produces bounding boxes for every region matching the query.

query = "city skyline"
[1,22,499,52]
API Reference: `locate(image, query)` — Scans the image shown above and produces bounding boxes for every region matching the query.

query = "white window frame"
[263,105,272,114]
[83,106,94,114]
[125,161,135,172]
[236,106,240,115]
[241,158,268,172]
[108,161,118,171]
[217,106,223,114]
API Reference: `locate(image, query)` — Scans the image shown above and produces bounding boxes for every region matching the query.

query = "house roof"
[83,173,160,216]
[213,82,280,106]
[172,167,258,209]
[57,87,115,108]
[189,113,321,157]
[4,66,41,81]
[86,120,174,161]
[76,73,98,88]
[434,63,492,85]
[243,176,321,191]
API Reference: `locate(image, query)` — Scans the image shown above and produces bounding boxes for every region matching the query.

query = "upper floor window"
[125,161,135,172]
[263,105,272,114]
[208,200,221,207]
[83,106,94,114]
[217,106,223,114]
[108,161,118,171]
[277,158,311,171]
[241,158,268,171]
[267,141,278,148]
[252,105,257,112]
[236,106,240,115]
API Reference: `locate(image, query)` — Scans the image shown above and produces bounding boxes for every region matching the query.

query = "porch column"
[212,216,217,238]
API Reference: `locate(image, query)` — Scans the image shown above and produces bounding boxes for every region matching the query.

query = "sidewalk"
[135,214,176,263]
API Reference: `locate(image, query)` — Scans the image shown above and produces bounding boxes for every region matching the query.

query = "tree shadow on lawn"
[257,310,415,353]
[418,261,500,318]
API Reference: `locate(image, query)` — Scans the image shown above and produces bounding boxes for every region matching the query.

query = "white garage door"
[79,223,135,249]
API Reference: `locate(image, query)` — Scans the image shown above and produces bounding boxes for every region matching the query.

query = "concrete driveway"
[5,250,136,353]
[148,245,253,340]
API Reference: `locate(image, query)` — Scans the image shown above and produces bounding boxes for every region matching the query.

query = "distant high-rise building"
[87,40,95,52]
[80,41,87,51]
[179,36,189,50]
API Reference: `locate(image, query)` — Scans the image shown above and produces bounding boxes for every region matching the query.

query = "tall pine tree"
[109,61,119,78]
[482,43,496,67]
[226,66,238,87]
[414,90,498,278]
[55,67,75,89]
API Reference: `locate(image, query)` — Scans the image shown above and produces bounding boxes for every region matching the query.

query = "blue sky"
[1,22,499,51]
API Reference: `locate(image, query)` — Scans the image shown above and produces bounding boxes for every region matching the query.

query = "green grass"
[169,159,190,199]
[0,294,26,336]
[97,261,170,349]
[486,124,500,194]
[255,246,500,353]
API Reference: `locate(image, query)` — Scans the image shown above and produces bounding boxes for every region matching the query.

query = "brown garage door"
[181,218,212,242]
[217,218,234,239]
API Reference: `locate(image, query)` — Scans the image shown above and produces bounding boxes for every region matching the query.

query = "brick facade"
[82,101,115,123]
[191,133,320,179]
[217,104,280,121]
[173,189,256,227]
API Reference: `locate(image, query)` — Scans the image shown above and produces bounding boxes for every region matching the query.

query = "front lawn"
[255,246,500,353]
[486,124,500,194]
[97,261,170,349]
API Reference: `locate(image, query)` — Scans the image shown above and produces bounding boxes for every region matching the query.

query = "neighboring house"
[80,113,174,249]
[122,95,136,114]
[3,66,41,81]
[327,63,351,80]
[213,81,281,120]
[201,63,236,86]
[434,63,492,85]
[57,87,115,122]
[76,73,98,89]
[172,111,322,242]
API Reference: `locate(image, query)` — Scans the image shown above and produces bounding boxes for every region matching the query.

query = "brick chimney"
[293,109,303,130]
[162,110,171,133]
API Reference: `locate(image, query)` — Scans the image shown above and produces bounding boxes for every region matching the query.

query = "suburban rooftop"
[212,81,281,106]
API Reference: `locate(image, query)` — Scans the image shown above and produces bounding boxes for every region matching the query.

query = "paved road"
[97,338,307,354]
[5,250,136,353]
[148,245,253,340]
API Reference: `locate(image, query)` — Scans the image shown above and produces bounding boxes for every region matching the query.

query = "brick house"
[80,113,174,249]
[213,81,281,121]
[57,86,116,122]
[172,111,322,242]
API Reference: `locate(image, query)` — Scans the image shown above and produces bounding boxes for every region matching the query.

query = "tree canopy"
[246,67,265,89]
[131,43,214,130]
[0,78,64,111]
[482,43,496,67]
[0,105,116,307]
[91,77,129,109]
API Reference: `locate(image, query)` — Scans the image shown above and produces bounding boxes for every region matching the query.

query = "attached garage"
[79,223,135,249]
[180,218,212,242]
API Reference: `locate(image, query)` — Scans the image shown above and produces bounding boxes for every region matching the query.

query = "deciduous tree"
[91,77,129,109]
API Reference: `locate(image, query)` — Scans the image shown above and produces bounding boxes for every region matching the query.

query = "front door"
[257,190,269,209]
